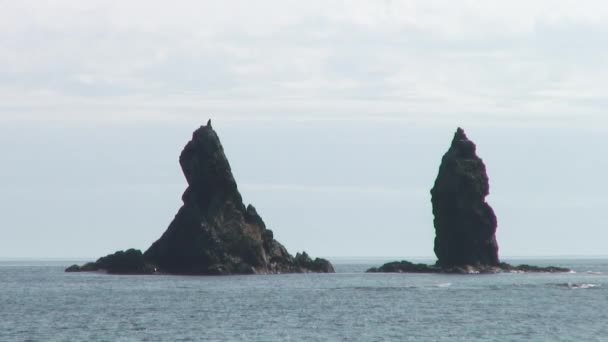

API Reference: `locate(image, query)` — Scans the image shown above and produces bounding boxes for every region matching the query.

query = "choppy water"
[1,258,607,341]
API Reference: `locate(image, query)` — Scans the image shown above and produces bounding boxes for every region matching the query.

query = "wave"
[333,283,453,292]
[585,271,603,275]
[553,282,600,289]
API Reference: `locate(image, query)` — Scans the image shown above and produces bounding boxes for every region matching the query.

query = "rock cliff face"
[431,127,499,267]
[67,120,334,275]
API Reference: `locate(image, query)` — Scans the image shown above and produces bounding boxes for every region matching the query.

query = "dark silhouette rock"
[66,121,333,275]
[65,264,81,272]
[366,262,571,274]
[65,249,153,274]
[431,127,499,267]
[294,252,335,273]
[501,263,570,273]
[366,261,438,273]
[366,127,571,274]
[143,121,333,275]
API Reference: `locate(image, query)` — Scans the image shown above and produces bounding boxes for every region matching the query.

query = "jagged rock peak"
[449,127,477,158]
[178,120,241,208]
[431,127,499,267]
[142,120,334,275]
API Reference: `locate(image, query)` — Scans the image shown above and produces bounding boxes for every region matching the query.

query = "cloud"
[1,1,608,124]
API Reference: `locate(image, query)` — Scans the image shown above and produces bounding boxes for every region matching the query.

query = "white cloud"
[1,1,608,124]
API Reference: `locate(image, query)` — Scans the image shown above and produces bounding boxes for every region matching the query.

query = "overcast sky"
[1,1,608,259]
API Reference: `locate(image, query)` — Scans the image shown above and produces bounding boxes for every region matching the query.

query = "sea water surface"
[1,258,607,341]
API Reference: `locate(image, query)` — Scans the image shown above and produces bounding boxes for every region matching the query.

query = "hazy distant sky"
[1,1,608,259]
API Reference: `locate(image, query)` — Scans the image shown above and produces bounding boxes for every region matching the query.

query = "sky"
[1,1,608,259]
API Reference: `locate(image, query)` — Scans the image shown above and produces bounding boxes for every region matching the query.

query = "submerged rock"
[367,127,571,274]
[431,127,499,267]
[66,120,334,275]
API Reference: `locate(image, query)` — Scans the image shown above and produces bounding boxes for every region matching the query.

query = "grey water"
[1,259,607,341]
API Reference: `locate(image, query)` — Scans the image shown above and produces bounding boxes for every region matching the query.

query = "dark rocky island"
[67,120,334,275]
[367,128,570,274]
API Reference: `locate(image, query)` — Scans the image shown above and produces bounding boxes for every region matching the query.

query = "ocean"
[1,258,606,341]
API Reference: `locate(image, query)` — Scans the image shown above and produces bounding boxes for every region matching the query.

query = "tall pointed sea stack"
[366,127,569,274]
[66,120,334,275]
[143,120,334,274]
[431,127,499,267]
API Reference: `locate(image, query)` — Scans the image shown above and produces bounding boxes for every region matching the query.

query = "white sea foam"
[556,282,600,289]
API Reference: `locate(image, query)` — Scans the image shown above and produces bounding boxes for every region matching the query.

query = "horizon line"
[2,254,608,262]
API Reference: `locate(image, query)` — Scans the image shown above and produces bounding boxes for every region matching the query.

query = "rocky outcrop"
[66,120,333,275]
[431,127,499,267]
[66,249,154,274]
[499,263,570,273]
[366,261,570,274]
[294,252,335,273]
[366,261,437,273]
[367,127,570,274]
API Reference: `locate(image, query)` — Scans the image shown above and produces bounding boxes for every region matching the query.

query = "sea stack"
[431,127,499,267]
[366,127,569,274]
[67,120,334,275]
